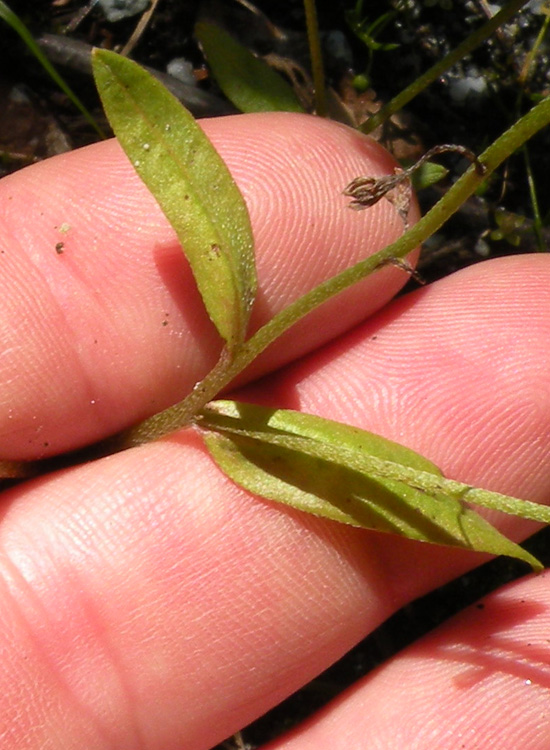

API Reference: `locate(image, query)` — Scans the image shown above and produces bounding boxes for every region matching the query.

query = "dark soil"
[1,2,550,749]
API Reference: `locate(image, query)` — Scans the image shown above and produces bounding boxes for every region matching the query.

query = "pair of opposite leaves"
[87,49,550,571]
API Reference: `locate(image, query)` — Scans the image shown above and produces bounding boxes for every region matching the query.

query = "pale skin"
[0,112,549,749]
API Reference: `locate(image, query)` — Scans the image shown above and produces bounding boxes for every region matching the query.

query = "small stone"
[98,0,150,23]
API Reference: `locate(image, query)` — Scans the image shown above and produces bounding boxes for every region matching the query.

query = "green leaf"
[410,161,449,191]
[92,48,257,351]
[345,8,400,52]
[195,22,305,114]
[199,400,543,571]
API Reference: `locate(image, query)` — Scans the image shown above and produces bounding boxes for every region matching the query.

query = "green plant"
[61,46,550,572]
[0,0,105,139]
[195,1,540,203]
[359,0,532,135]
[194,0,531,137]
[303,0,327,115]
[2,3,548,571]
[345,0,401,90]
[490,206,526,246]
[194,21,304,114]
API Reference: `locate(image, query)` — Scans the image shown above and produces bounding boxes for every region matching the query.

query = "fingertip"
[268,570,550,750]
[201,112,420,381]
[0,112,416,458]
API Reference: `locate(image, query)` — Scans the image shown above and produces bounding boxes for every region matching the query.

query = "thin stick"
[120,0,162,57]
[303,0,327,116]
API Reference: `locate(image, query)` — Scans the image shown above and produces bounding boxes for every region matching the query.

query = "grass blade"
[0,1,105,139]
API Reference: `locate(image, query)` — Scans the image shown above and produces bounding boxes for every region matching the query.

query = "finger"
[240,252,550,594]
[0,255,548,749]
[0,112,415,459]
[267,570,550,750]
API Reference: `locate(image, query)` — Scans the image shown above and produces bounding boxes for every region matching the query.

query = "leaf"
[199,400,543,571]
[195,22,305,114]
[92,49,257,351]
[410,161,449,191]
[345,8,400,52]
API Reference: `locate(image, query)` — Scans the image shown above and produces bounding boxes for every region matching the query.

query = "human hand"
[0,113,549,749]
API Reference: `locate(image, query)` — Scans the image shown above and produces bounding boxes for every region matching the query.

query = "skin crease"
[0,112,548,749]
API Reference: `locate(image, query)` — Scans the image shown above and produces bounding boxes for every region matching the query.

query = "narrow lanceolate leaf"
[92,49,257,351]
[195,22,305,114]
[199,401,543,571]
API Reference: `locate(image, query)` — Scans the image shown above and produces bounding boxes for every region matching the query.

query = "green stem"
[303,0,327,116]
[361,0,530,135]
[523,145,545,251]
[117,347,233,446]
[519,10,550,86]
[199,418,550,527]
[118,92,550,449]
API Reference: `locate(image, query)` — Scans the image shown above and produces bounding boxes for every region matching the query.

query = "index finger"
[0,112,416,460]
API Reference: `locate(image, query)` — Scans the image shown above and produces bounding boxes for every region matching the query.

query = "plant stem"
[303,0,327,116]
[523,145,545,251]
[361,0,530,135]
[117,92,550,449]
[198,418,550,527]
[519,10,550,86]
[117,347,233,446]
[515,12,549,252]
